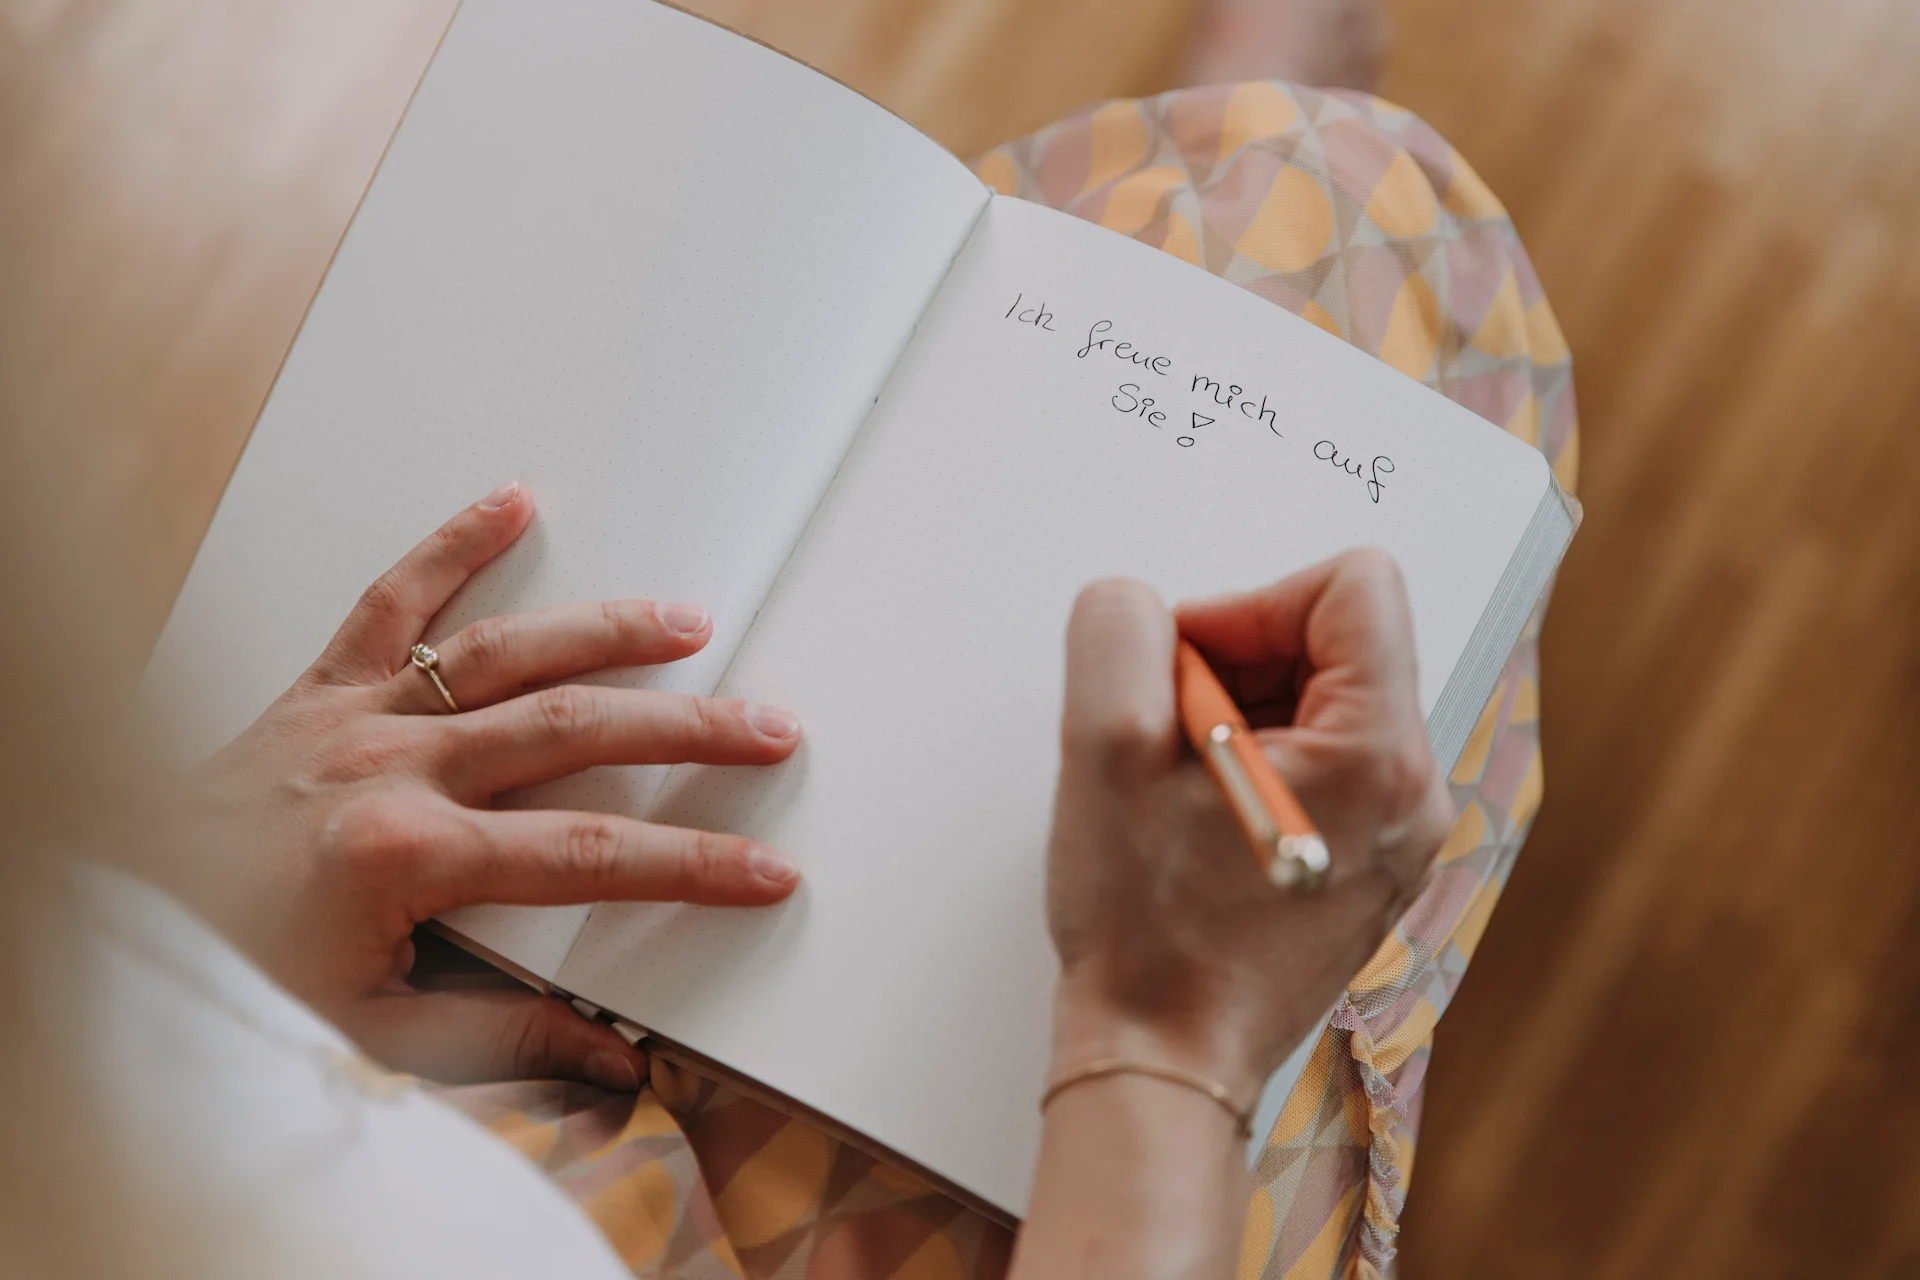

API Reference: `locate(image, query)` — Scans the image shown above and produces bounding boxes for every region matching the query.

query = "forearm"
[1009,987,1265,1280]
[1012,1075,1249,1279]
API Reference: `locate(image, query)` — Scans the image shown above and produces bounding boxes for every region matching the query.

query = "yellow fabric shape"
[1437,801,1489,864]
[974,149,1018,197]
[1220,80,1299,159]
[1452,679,1508,783]
[1472,268,1532,359]
[1377,272,1442,379]
[1439,150,1507,221]
[1352,933,1415,991]
[1237,1188,1277,1280]
[712,1120,833,1248]
[1366,150,1439,238]
[1236,164,1335,274]
[1299,298,1343,336]
[894,1232,966,1280]
[1160,211,1203,265]
[1102,165,1190,235]
[586,1160,683,1271]
[1451,879,1504,962]
[1507,391,1540,447]
[1525,295,1572,365]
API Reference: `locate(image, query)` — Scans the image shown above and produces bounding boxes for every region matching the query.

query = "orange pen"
[1174,639,1331,891]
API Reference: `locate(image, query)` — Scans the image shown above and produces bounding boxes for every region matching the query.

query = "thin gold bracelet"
[1041,1058,1255,1140]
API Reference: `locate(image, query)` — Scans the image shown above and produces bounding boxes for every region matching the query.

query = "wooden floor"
[7,0,1920,1273]
[1386,2,1920,1275]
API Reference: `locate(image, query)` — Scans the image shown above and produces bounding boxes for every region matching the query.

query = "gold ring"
[409,643,460,713]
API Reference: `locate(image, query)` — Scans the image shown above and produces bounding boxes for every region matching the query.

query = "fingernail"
[477,480,521,509]
[659,601,709,637]
[583,1049,640,1093]
[747,703,799,739]
[749,844,799,885]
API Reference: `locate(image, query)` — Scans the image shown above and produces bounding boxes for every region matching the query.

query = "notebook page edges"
[1426,483,1575,770]
[554,194,1565,1211]
[137,0,988,979]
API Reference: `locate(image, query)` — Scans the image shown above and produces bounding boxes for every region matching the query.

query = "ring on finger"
[409,642,461,714]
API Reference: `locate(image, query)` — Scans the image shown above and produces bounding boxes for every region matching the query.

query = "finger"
[352,989,647,1090]
[385,599,712,714]
[1175,548,1420,713]
[1060,578,1180,777]
[415,808,799,913]
[315,480,534,683]
[438,685,800,798]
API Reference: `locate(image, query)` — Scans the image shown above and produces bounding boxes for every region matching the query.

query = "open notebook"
[144,0,1575,1219]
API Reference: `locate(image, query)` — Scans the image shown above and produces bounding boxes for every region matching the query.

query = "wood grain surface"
[1387,2,1920,1274]
[4,0,1916,1273]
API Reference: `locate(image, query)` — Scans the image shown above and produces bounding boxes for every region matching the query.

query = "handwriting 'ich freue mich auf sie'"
[1009,293,1397,500]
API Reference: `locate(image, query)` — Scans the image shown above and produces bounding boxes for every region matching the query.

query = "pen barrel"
[1198,729,1327,890]
[1223,729,1317,838]
[1174,641,1242,743]
[1201,731,1282,857]
[1176,639,1327,891]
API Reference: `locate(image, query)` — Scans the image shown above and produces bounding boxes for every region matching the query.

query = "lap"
[439,81,1578,1280]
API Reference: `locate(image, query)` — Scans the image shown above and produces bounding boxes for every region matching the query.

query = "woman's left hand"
[146,481,804,1091]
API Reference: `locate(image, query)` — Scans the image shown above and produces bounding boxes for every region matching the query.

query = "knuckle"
[321,792,441,875]
[423,521,467,561]
[1090,705,1166,754]
[1064,705,1167,781]
[679,830,735,892]
[689,696,731,743]
[461,614,515,676]
[354,572,410,627]
[559,818,626,889]
[665,694,727,748]
[312,725,417,782]
[1418,785,1459,855]
[601,600,645,653]
[1062,578,1172,780]
[300,653,353,688]
[532,684,600,745]
[1364,731,1438,820]
[1399,738,1441,805]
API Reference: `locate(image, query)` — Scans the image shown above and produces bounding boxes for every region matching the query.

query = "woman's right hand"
[1043,550,1455,1103]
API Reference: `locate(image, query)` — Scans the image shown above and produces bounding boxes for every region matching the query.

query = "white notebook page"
[558,195,1554,1214]
[139,0,988,977]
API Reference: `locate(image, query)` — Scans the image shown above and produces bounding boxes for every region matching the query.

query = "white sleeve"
[64,865,631,1280]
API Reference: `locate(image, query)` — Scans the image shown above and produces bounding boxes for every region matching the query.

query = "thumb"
[1060,578,1179,773]
[351,990,646,1092]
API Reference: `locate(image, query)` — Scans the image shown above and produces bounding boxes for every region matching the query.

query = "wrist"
[1021,989,1259,1280]
[1049,964,1272,1107]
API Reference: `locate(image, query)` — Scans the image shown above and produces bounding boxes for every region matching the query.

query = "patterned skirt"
[439,78,1579,1280]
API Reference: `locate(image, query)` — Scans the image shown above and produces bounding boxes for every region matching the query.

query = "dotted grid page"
[138,0,988,980]
[557,194,1555,1215]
